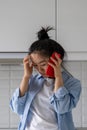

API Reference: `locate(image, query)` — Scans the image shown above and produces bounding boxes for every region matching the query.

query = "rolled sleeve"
[49,78,81,114]
[49,86,69,102]
[55,86,69,99]
[10,88,28,115]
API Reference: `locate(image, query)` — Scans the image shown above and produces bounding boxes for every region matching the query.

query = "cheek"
[43,65,48,72]
[34,66,46,72]
[39,65,48,72]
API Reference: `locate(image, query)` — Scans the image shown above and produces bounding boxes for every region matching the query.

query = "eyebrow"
[32,60,47,65]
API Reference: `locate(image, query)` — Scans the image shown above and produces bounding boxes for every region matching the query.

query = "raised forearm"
[19,75,30,97]
[54,76,64,92]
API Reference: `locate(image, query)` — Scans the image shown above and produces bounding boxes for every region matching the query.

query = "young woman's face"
[30,53,49,77]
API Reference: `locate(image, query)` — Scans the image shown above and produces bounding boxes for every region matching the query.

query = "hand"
[48,53,62,78]
[23,55,33,79]
[48,53,64,91]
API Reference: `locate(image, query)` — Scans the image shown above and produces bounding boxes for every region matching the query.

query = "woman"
[10,26,81,130]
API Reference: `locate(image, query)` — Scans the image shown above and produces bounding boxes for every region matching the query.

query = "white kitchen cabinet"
[0,0,55,52]
[57,0,87,60]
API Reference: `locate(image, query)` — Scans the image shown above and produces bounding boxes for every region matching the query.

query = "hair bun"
[37,26,53,40]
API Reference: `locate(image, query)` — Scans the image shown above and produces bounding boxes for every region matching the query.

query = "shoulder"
[62,70,80,83]
[62,71,81,91]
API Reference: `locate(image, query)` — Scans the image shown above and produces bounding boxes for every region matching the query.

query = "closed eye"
[33,64,37,67]
[40,63,47,66]
[33,63,47,68]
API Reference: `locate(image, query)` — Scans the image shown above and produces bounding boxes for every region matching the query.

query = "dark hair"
[28,26,65,60]
[28,26,73,77]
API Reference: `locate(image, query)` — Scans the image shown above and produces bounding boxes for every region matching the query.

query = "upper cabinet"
[0,0,55,52]
[57,0,87,60]
[0,0,87,60]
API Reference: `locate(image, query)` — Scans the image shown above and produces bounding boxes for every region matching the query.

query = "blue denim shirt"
[10,71,81,130]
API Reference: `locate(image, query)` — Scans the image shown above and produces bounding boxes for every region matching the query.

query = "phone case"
[46,52,61,78]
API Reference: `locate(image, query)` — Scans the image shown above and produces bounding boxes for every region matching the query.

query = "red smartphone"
[46,52,61,78]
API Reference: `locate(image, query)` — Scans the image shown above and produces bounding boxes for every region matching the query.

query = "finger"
[23,55,32,65]
[50,57,62,68]
[55,53,62,64]
[23,55,29,62]
[50,57,58,66]
[28,55,33,63]
[55,53,60,60]
[48,62,55,69]
[23,59,29,65]
[29,61,33,67]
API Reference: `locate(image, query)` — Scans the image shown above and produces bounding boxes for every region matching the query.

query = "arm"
[19,55,33,96]
[49,77,82,114]
[48,53,81,114]
[10,55,33,115]
[10,87,28,115]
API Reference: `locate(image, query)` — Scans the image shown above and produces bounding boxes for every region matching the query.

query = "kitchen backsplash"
[0,61,87,129]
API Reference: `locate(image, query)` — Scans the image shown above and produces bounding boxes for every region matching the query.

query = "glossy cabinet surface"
[0,0,55,52]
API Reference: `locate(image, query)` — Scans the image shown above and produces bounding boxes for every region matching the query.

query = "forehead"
[30,53,49,64]
[30,53,45,59]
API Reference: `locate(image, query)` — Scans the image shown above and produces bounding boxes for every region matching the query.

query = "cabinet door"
[0,0,55,52]
[57,0,87,60]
